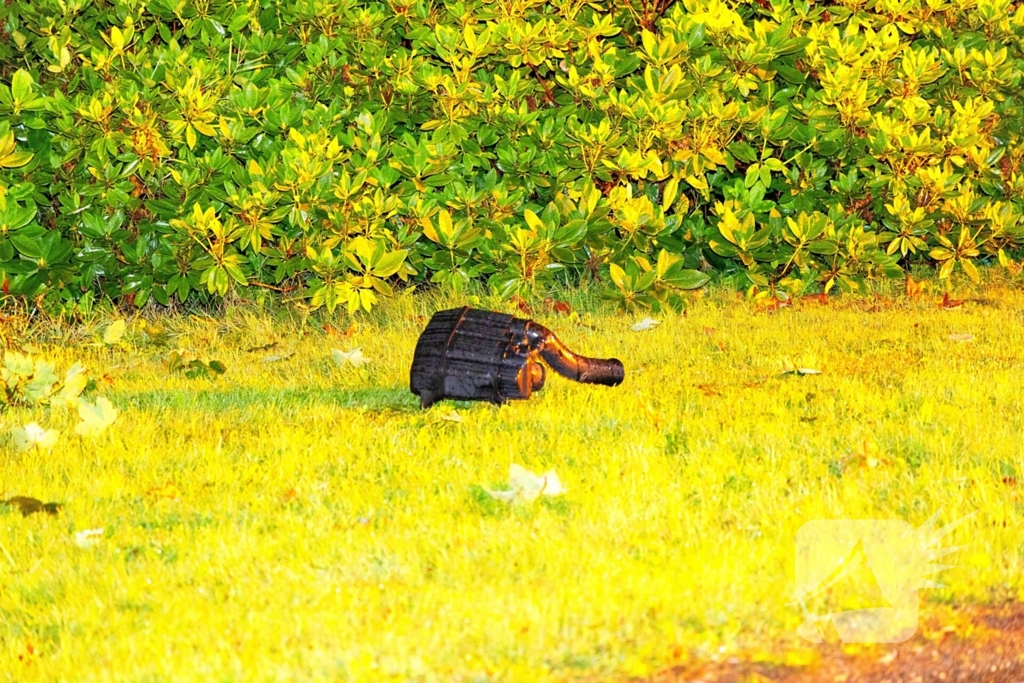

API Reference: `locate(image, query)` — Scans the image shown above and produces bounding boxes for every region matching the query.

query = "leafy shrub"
[1,0,1022,313]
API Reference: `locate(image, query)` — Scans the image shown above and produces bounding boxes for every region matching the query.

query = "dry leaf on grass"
[331,348,371,368]
[147,481,182,501]
[75,397,118,437]
[485,463,566,504]
[780,356,822,376]
[631,317,661,332]
[10,422,59,452]
[2,496,61,516]
[102,320,126,345]
[74,528,104,548]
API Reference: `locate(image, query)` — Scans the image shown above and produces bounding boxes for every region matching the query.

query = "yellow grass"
[1,281,1022,681]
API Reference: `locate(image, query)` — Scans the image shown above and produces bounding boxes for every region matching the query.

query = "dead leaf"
[74,528,104,548]
[147,481,182,501]
[781,356,822,376]
[696,384,722,397]
[905,275,925,298]
[940,292,965,309]
[948,333,974,342]
[331,347,370,368]
[802,292,830,305]
[543,297,572,315]
[279,488,298,504]
[246,341,277,352]
[485,463,566,504]
[324,323,356,338]
[758,296,793,312]
[2,497,61,517]
[631,317,661,331]
[261,352,295,363]
[510,295,533,315]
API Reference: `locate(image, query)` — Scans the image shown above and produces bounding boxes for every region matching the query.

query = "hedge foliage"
[1,0,1023,314]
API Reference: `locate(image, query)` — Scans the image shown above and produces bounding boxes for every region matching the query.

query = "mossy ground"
[1,277,1022,682]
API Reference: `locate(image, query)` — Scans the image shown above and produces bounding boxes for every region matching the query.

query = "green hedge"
[1,0,1022,314]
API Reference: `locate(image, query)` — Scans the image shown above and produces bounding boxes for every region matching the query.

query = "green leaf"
[808,240,838,255]
[663,269,710,290]
[10,69,33,106]
[10,234,41,258]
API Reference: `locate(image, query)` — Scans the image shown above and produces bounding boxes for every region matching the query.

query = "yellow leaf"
[523,209,544,232]
[702,147,727,166]
[661,176,679,213]
[147,481,182,500]
[609,263,626,290]
[103,319,126,345]
[193,120,217,137]
[74,397,119,437]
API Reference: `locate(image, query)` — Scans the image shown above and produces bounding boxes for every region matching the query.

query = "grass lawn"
[1,279,1022,681]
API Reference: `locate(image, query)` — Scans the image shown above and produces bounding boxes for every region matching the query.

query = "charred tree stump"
[410,306,624,408]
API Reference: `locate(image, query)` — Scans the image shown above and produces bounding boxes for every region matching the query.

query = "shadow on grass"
[113,386,421,414]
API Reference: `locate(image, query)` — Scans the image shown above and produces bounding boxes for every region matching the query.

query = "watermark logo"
[793,509,975,644]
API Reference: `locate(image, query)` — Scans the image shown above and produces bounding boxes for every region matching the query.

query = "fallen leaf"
[758,296,793,312]
[510,295,533,315]
[948,333,974,342]
[279,488,298,504]
[10,422,59,452]
[324,323,356,338]
[137,319,171,346]
[940,292,964,309]
[261,352,294,363]
[147,481,182,500]
[182,358,226,379]
[102,319,126,345]
[905,275,925,298]
[802,292,830,305]
[780,356,822,376]
[485,463,566,504]
[631,317,661,332]
[2,496,61,516]
[696,384,722,397]
[543,297,572,315]
[331,347,371,368]
[74,528,104,548]
[439,410,463,423]
[246,341,277,352]
[75,397,119,437]
[51,362,88,409]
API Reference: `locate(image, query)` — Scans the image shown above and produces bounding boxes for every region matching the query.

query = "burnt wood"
[410,306,624,408]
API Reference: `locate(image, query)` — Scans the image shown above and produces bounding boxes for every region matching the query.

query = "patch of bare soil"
[648,604,1024,683]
